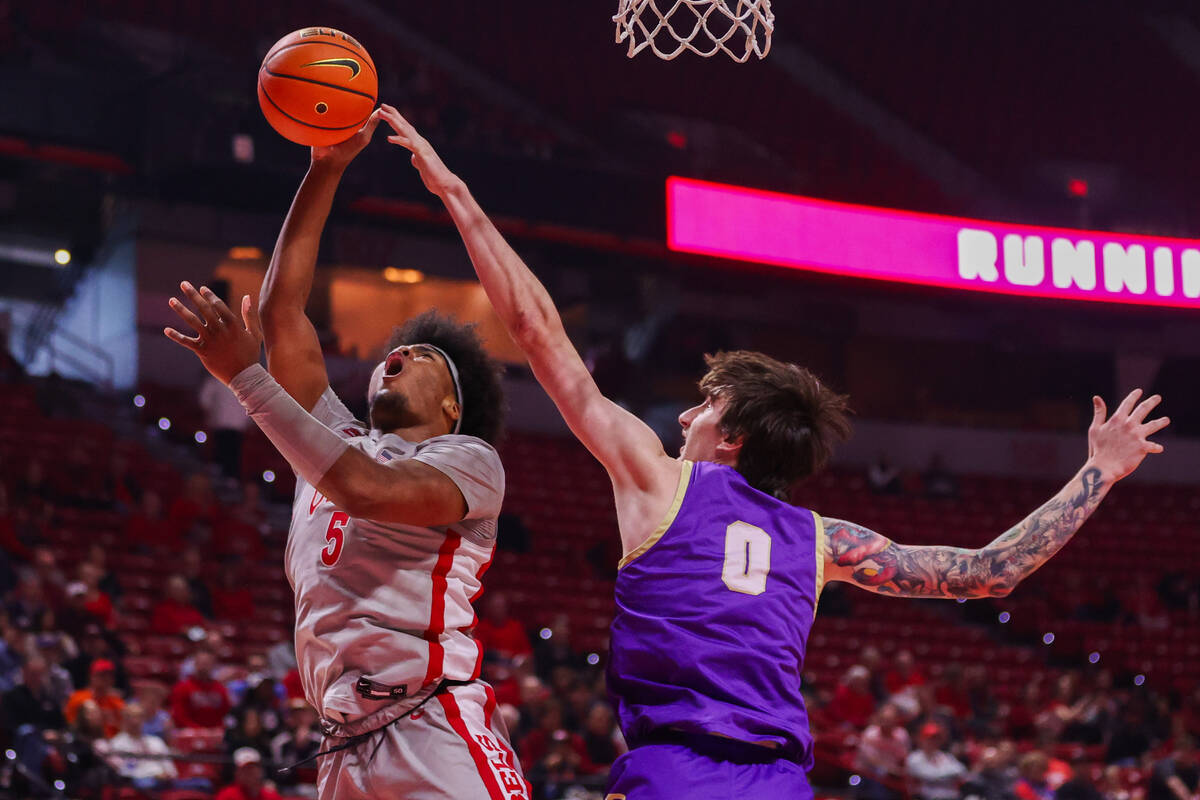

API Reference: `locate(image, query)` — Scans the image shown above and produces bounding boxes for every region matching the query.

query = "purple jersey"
[607,460,825,768]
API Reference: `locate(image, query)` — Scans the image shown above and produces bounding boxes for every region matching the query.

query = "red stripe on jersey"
[468,548,496,680]
[437,691,511,800]
[481,684,532,797]
[423,533,461,685]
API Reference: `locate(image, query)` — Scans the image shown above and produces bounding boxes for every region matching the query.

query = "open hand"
[1087,389,1169,481]
[378,104,461,196]
[311,108,382,170]
[164,282,264,385]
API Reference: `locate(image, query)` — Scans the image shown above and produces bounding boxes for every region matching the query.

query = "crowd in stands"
[0,362,1197,799]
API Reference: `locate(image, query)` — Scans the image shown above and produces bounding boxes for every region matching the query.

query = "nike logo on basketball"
[301,58,361,78]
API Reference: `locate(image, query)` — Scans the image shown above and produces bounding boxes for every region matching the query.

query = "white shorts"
[317,681,530,800]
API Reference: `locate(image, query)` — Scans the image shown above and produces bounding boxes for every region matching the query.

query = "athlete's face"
[368,344,460,434]
[678,393,741,466]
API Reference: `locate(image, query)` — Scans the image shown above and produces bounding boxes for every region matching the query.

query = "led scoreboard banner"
[667,177,1200,310]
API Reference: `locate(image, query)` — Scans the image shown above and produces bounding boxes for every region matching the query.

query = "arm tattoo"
[826,467,1106,599]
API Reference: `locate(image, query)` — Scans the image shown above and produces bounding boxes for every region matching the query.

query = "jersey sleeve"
[412,436,505,521]
[309,386,366,437]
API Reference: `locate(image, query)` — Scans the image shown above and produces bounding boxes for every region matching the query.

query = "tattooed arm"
[823,390,1170,599]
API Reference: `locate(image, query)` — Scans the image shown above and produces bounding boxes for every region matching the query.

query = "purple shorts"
[604,737,812,800]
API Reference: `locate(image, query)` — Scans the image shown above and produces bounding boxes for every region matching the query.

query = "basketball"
[257,27,378,147]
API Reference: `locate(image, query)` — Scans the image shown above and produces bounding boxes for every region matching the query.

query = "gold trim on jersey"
[618,460,694,570]
[812,510,827,605]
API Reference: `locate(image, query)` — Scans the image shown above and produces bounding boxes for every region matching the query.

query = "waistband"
[636,729,795,765]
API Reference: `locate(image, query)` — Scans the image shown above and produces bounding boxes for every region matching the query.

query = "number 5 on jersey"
[722,521,771,595]
[322,512,349,566]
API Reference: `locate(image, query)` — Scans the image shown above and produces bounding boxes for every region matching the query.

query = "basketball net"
[614,0,774,62]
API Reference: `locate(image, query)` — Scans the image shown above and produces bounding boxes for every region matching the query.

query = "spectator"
[64,658,124,738]
[216,481,267,563]
[532,613,581,680]
[64,623,122,690]
[151,574,208,636]
[270,699,322,791]
[1014,751,1053,800]
[868,454,902,495]
[963,742,1018,800]
[32,632,74,706]
[83,543,122,599]
[200,373,251,480]
[169,473,220,542]
[77,562,115,630]
[226,707,275,767]
[2,656,67,779]
[135,680,173,740]
[528,729,586,800]
[474,593,533,660]
[182,545,215,619]
[215,747,283,800]
[1055,760,1105,800]
[923,453,959,498]
[830,664,878,728]
[58,580,103,640]
[580,700,625,774]
[1148,736,1199,800]
[905,723,966,800]
[171,648,231,728]
[102,452,142,512]
[61,697,120,794]
[212,566,256,621]
[855,704,911,800]
[97,701,178,790]
[125,490,181,553]
[884,650,927,695]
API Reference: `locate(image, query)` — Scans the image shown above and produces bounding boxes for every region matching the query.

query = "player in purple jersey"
[379,106,1171,799]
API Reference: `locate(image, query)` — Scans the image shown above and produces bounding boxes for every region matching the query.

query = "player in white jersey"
[162,110,530,800]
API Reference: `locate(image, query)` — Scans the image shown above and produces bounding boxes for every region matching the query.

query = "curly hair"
[699,351,852,499]
[387,311,505,444]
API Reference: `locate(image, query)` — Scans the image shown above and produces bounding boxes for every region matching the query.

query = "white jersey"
[286,387,504,738]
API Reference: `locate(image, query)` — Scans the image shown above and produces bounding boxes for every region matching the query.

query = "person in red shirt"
[215,748,282,800]
[77,563,115,630]
[211,567,256,621]
[884,649,927,695]
[125,491,181,553]
[168,473,220,539]
[170,649,231,728]
[828,664,877,729]
[151,575,207,636]
[473,592,532,659]
[64,659,125,738]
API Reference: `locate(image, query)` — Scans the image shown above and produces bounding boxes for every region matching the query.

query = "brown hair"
[699,351,851,499]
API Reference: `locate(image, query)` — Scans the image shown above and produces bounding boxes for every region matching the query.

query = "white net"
[614,0,774,62]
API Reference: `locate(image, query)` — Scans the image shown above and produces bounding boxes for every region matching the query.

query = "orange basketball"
[257,27,378,147]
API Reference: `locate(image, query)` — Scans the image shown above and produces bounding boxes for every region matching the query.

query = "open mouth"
[384,352,405,377]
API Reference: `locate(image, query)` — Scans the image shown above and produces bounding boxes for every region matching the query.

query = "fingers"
[163,326,201,351]
[1130,393,1162,424]
[167,296,205,334]
[180,281,220,329]
[1145,441,1165,454]
[241,295,264,341]
[361,107,382,137]
[201,286,238,326]
[1089,395,1106,428]
[1141,416,1171,436]
[1113,388,1143,419]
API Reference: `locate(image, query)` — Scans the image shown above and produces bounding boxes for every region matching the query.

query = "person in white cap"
[215,747,281,800]
[163,111,527,800]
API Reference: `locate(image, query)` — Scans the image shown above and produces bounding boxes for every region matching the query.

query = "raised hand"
[310,108,382,169]
[378,104,460,196]
[164,282,264,385]
[1087,389,1170,481]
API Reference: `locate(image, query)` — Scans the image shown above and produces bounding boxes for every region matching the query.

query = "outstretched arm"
[164,284,468,527]
[259,112,380,411]
[824,390,1169,598]
[378,106,676,513]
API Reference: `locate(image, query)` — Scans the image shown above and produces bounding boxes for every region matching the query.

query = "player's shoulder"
[414,434,502,460]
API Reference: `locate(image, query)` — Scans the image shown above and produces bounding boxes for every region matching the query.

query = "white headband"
[367,343,464,435]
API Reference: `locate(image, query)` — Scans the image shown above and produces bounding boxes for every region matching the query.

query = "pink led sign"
[667,177,1200,309]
